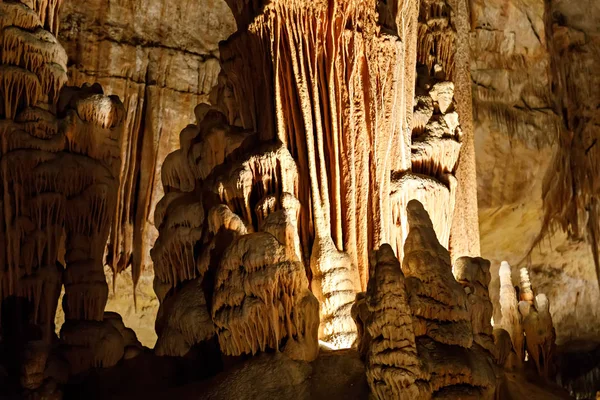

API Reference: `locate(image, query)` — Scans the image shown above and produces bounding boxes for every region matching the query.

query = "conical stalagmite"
[403,200,496,399]
[362,244,431,400]
[519,267,535,304]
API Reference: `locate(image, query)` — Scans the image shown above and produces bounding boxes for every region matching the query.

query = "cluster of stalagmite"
[151,105,320,361]
[355,201,496,399]
[496,261,556,379]
[0,1,141,395]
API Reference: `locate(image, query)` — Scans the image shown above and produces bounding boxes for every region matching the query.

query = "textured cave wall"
[471,0,600,345]
[57,0,237,347]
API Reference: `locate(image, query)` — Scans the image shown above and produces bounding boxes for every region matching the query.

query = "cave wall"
[471,0,600,345]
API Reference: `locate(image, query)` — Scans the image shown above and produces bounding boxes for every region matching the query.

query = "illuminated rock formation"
[362,244,430,400]
[498,261,524,363]
[357,202,496,399]
[213,232,319,361]
[498,263,557,379]
[152,108,320,361]
[0,3,142,394]
[519,267,535,304]
[404,200,495,399]
[403,200,472,348]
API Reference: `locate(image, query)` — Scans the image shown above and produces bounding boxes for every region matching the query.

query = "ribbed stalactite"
[212,0,485,347]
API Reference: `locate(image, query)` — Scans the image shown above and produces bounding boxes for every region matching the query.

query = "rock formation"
[151,107,320,361]
[357,201,497,399]
[362,244,430,400]
[0,1,141,396]
[473,0,600,349]
[0,0,593,398]
[498,261,524,363]
[403,200,496,398]
[498,262,557,379]
[535,293,556,379]
[454,256,495,355]
[148,0,478,351]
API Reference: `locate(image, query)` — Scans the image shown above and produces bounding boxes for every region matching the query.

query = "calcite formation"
[174,0,474,349]
[362,244,430,400]
[0,2,141,395]
[58,0,237,296]
[213,233,319,361]
[538,0,600,287]
[2,0,585,397]
[454,256,495,354]
[497,262,557,379]
[403,200,472,348]
[154,277,215,357]
[497,261,524,363]
[357,201,496,399]
[151,107,320,361]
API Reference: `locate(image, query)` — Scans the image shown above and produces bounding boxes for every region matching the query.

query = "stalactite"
[0,65,42,119]
[416,0,455,78]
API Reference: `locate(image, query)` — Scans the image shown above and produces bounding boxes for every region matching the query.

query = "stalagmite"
[401,200,496,398]
[498,261,524,363]
[535,293,556,379]
[363,244,431,400]
[60,89,125,322]
[147,0,479,350]
[403,200,472,348]
[493,328,518,369]
[154,277,215,357]
[59,318,126,375]
[454,256,495,355]
[519,267,535,304]
[520,301,543,376]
